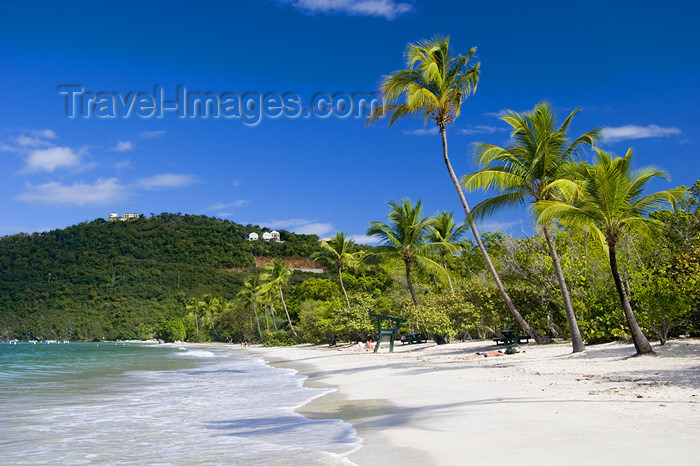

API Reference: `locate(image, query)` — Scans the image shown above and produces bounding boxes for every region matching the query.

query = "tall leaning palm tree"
[536,148,685,355]
[369,36,548,343]
[367,199,443,306]
[261,259,297,337]
[462,102,599,353]
[238,275,263,341]
[312,232,360,309]
[427,211,467,293]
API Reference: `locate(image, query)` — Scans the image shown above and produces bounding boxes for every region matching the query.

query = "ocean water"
[0,342,360,465]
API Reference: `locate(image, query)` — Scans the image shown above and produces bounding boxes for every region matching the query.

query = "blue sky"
[1,0,698,242]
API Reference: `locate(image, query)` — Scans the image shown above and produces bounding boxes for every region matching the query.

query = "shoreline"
[251,339,700,465]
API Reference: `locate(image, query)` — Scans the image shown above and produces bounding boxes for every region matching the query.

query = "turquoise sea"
[0,342,359,465]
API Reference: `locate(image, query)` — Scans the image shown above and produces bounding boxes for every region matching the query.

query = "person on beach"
[338,340,376,352]
[459,350,507,360]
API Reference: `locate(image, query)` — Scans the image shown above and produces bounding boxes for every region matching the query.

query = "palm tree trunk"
[270,301,278,332]
[263,305,270,332]
[252,302,263,340]
[542,225,585,352]
[439,125,550,343]
[338,266,351,309]
[404,260,419,306]
[440,251,454,293]
[278,284,297,337]
[608,244,653,355]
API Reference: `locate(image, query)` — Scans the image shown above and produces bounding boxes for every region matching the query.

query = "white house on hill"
[108,212,140,221]
[248,230,281,242]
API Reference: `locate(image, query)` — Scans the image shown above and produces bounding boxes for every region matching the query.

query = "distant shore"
[252,339,700,465]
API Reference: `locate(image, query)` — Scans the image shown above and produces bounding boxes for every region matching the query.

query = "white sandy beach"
[251,339,700,465]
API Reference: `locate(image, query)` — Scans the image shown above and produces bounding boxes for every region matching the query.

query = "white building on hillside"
[108,212,140,221]
[247,230,282,242]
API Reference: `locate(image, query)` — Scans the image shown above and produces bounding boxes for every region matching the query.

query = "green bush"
[262,329,298,347]
[155,319,186,342]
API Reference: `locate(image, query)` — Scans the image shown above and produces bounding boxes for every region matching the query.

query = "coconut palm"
[261,259,297,337]
[535,148,685,355]
[259,283,277,332]
[368,36,548,343]
[238,275,263,340]
[427,211,467,293]
[367,199,445,306]
[462,102,599,352]
[185,297,201,337]
[198,295,221,339]
[312,232,361,309]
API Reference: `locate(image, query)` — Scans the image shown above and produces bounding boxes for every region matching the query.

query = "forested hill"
[0,213,323,340]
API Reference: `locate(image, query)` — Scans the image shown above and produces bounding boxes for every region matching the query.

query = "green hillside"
[0,213,323,340]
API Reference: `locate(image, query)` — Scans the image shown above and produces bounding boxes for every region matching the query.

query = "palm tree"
[427,211,467,293]
[367,199,444,306]
[198,295,221,339]
[312,232,361,309]
[368,36,548,343]
[261,259,297,337]
[259,283,276,332]
[185,297,201,337]
[238,275,263,341]
[462,102,599,352]
[535,148,684,355]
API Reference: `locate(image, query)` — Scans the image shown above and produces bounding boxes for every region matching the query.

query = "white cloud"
[16,178,128,206]
[293,222,334,236]
[2,129,57,152]
[27,129,57,139]
[601,124,682,143]
[256,218,334,236]
[457,125,509,135]
[135,173,199,190]
[204,200,249,212]
[110,141,134,152]
[23,146,81,173]
[350,234,381,245]
[404,127,439,136]
[139,130,166,139]
[281,0,413,19]
[113,160,133,170]
[2,130,88,173]
[15,134,52,148]
[232,179,242,187]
